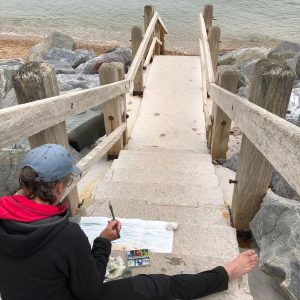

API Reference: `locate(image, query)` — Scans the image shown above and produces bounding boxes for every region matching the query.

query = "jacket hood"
[0,195,69,258]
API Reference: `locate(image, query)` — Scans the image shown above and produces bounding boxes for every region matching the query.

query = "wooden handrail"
[0,79,129,149]
[126,12,160,86]
[208,82,300,196]
[62,123,127,200]
[144,37,161,68]
[199,13,215,83]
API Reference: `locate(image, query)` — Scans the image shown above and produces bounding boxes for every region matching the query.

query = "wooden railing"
[0,5,167,216]
[199,5,299,230]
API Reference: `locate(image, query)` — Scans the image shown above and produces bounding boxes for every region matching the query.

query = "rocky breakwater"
[0,31,132,196]
[250,190,300,300]
[218,41,300,300]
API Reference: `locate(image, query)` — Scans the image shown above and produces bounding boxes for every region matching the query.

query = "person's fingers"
[116,220,122,232]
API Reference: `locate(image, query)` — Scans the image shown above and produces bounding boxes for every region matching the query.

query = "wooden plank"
[62,123,126,201]
[208,26,220,76]
[231,60,295,230]
[0,80,129,149]
[203,4,213,32]
[13,62,80,216]
[211,66,238,160]
[199,13,215,83]
[144,38,159,68]
[157,15,168,34]
[208,82,300,198]
[126,12,159,84]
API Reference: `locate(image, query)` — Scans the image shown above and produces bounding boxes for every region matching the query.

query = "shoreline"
[0,33,253,62]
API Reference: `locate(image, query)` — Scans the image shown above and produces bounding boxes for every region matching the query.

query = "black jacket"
[0,213,111,300]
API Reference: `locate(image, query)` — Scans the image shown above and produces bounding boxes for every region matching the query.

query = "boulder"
[0,59,24,101]
[76,47,132,74]
[67,109,105,151]
[0,89,18,109]
[268,41,300,60]
[296,56,300,78]
[43,48,96,68]
[222,153,239,171]
[286,88,300,124]
[270,170,300,201]
[218,48,268,66]
[0,142,30,196]
[43,60,76,74]
[285,54,300,79]
[29,32,75,62]
[238,86,250,99]
[56,74,99,90]
[250,190,300,299]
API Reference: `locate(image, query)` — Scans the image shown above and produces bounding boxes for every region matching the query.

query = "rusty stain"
[221,209,229,220]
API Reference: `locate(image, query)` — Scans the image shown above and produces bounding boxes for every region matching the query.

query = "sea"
[0,0,300,53]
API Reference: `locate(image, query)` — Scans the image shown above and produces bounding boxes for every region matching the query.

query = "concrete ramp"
[91,56,253,299]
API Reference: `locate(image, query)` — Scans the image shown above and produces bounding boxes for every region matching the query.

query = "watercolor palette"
[126,249,150,268]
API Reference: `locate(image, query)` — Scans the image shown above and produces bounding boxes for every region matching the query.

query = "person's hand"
[100,220,122,241]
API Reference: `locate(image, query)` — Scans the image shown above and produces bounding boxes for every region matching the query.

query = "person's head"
[18,144,81,204]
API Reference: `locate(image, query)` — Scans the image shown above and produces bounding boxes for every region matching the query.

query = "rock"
[294,80,300,89]
[268,41,300,60]
[0,59,24,101]
[286,54,300,79]
[43,60,76,74]
[0,89,18,109]
[270,170,300,201]
[218,48,268,66]
[238,86,250,99]
[222,153,239,171]
[166,222,179,231]
[0,142,30,196]
[286,88,300,124]
[76,47,132,74]
[29,31,75,62]
[56,74,99,90]
[237,58,260,84]
[43,48,96,68]
[250,190,300,299]
[67,110,105,151]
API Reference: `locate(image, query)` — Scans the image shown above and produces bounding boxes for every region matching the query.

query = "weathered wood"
[144,38,160,68]
[203,4,213,32]
[126,12,159,86]
[13,62,79,216]
[208,26,220,76]
[144,5,155,60]
[208,82,300,200]
[154,23,161,55]
[131,26,144,96]
[160,27,165,55]
[157,15,168,34]
[0,78,129,149]
[211,66,238,160]
[199,38,213,146]
[99,62,126,158]
[199,13,215,83]
[232,60,295,230]
[62,123,126,201]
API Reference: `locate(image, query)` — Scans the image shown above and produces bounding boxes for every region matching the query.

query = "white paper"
[80,217,173,253]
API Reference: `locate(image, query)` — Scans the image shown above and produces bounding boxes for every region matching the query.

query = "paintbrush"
[109,201,120,239]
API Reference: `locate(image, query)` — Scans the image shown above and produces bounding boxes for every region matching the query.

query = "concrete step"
[118,149,212,164]
[111,251,252,300]
[111,157,215,174]
[88,197,230,227]
[105,167,220,186]
[92,181,225,209]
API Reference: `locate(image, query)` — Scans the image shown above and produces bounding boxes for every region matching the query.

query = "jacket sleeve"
[53,223,111,300]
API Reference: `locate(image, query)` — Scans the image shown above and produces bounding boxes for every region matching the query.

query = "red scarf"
[0,195,67,222]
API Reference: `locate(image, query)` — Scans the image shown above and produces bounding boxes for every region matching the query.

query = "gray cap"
[21,144,81,182]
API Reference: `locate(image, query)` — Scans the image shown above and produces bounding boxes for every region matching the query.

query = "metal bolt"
[126,114,129,119]
[221,120,226,126]
[229,179,238,184]
[109,116,114,121]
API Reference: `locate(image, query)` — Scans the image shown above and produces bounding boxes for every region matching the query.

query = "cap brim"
[71,165,82,176]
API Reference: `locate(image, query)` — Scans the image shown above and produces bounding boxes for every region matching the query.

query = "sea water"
[0,0,299,52]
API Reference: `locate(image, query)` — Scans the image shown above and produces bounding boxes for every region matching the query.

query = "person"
[0,144,258,300]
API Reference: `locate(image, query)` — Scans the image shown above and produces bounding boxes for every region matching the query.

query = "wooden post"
[208,26,220,76]
[154,23,161,55]
[144,5,154,60]
[131,26,144,96]
[99,62,126,159]
[231,59,295,230]
[203,4,213,32]
[211,66,238,159]
[13,62,80,216]
[160,26,165,55]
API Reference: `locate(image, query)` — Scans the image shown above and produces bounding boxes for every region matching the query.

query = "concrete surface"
[90,56,252,299]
